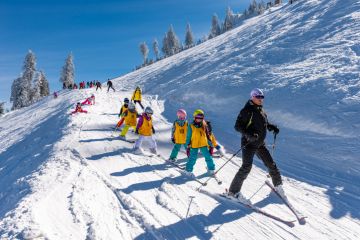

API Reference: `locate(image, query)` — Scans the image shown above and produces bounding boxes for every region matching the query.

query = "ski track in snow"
[1,0,360,239]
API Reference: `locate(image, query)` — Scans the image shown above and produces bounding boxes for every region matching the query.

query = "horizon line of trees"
[136,0,286,70]
[9,50,75,111]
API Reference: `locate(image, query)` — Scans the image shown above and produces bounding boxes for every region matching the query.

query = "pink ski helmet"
[176,109,187,120]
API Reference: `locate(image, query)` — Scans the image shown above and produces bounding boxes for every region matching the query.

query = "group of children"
[115,87,225,176]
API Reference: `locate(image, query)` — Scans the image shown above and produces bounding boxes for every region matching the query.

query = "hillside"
[1,0,360,239]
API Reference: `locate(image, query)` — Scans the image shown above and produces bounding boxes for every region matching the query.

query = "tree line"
[136,0,288,69]
[8,50,75,111]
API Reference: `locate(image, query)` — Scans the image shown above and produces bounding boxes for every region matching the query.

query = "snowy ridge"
[1,0,360,239]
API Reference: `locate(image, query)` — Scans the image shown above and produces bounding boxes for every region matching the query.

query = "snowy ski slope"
[1,0,360,239]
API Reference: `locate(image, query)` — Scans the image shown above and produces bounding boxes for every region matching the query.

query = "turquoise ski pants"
[169,143,187,159]
[186,146,215,172]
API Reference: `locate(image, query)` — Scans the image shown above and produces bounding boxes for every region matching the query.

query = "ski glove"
[152,128,156,134]
[246,133,259,143]
[135,129,139,135]
[171,137,175,144]
[268,124,280,134]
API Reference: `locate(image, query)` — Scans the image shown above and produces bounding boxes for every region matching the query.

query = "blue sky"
[0,0,251,106]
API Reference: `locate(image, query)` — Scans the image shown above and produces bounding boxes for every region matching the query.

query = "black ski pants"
[107,85,115,92]
[229,143,282,194]
[134,100,144,109]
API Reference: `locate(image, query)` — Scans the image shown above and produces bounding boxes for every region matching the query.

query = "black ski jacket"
[234,100,275,146]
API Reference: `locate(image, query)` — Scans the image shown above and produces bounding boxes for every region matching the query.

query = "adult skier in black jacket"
[228,88,283,203]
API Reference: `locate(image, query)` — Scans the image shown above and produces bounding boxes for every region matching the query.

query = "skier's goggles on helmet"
[194,115,204,120]
[254,95,264,99]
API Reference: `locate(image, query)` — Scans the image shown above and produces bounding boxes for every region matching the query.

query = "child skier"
[169,109,188,162]
[71,102,88,114]
[133,106,157,155]
[131,86,144,109]
[115,98,130,128]
[81,94,95,105]
[185,109,215,176]
[119,103,139,139]
[206,120,226,157]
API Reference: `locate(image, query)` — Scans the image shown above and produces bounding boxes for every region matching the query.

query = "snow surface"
[1,0,360,239]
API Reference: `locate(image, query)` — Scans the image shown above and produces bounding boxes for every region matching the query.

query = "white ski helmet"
[250,88,264,99]
[128,102,136,111]
[145,106,153,115]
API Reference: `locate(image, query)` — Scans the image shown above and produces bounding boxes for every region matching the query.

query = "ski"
[165,159,185,170]
[155,155,207,186]
[198,189,295,226]
[210,174,222,185]
[118,137,136,144]
[265,180,306,224]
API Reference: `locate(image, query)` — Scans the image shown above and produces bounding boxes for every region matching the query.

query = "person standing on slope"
[95,81,102,91]
[107,79,115,92]
[133,106,157,155]
[169,109,188,162]
[131,86,144,109]
[227,88,283,203]
[185,109,215,177]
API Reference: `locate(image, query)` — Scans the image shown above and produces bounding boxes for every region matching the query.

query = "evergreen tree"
[185,23,194,48]
[223,7,234,32]
[162,32,170,57]
[140,42,149,65]
[153,39,160,60]
[275,0,282,5]
[248,0,258,15]
[209,14,221,39]
[31,72,41,103]
[10,77,26,110]
[22,50,36,103]
[0,102,4,116]
[166,25,181,55]
[60,53,75,88]
[258,1,266,14]
[39,71,50,97]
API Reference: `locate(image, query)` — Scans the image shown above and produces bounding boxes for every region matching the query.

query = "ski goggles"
[254,95,265,99]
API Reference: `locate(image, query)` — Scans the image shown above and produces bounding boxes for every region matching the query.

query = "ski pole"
[197,143,249,191]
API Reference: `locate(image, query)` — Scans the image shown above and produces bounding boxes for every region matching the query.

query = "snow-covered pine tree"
[223,7,234,32]
[31,72,41,103]
[153,39,160,60]
[209,14,221,39]
[10,77,25,110]
[258,1,266,14]
[248,0,258,15]
[39,71,50,97]
[162,33,170,57]
[0,102,5,116]
[166,25,181,55]
[60,53,75,88]
[140,42,149,65]
[185,23,194,48]
[22,50,36,103]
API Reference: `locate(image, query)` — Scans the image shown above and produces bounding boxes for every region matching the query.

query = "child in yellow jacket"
[169,109,188,161]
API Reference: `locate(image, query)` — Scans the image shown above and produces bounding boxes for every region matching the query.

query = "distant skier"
[115,98,130,129]
[81,94,95,105]
[205,120,226,157]
[184,109,215,177]
[119,103,140,139]
[71,102,88,114]
[107,79,115,92]
[96,81,102,91]
[131,86,144,109]
[227,88,282,203]
[169,109,188,162]
[133,106,157,155]
[53,91,58,98]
